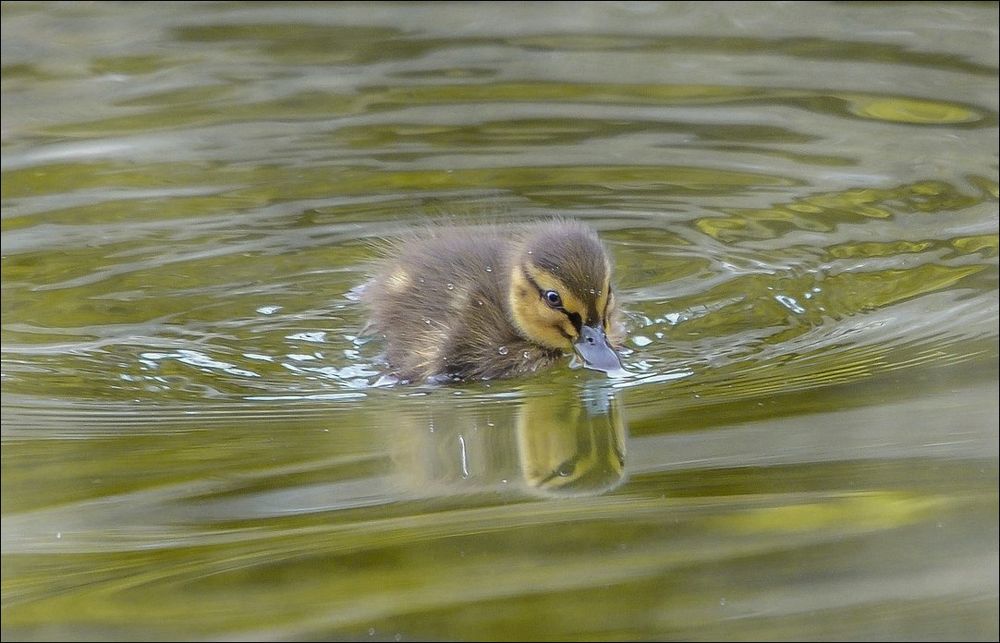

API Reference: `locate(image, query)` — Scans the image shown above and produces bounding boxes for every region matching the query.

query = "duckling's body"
[364,220,623,383]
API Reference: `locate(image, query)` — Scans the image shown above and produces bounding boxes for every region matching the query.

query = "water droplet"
[775,294,806,314]
[423,318,431,325]
[446,282,455,290]
[589,288,596,295]
[476,299,484,306]
[419,277,425,283]
[522,350,531,359]
[498,346,509,355]
[485,265,493,273]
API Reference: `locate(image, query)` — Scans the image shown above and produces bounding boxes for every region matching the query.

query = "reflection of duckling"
[386,384,627,499]
[364,220,624,382]
[516,385,627,496]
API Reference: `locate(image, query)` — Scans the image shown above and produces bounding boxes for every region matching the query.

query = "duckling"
[363,219,624,383]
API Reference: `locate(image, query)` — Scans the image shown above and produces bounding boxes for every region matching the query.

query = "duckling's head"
[509,221,623,373]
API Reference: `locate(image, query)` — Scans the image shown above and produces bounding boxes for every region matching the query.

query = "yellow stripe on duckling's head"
[507,221,615,353]
[509,263,580,349]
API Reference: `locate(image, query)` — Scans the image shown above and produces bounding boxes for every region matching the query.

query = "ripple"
[2,2,997,640]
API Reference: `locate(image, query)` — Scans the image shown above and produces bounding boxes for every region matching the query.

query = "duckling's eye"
[544,290,562,308]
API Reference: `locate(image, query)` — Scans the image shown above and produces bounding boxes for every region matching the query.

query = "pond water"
[2,2,997,640]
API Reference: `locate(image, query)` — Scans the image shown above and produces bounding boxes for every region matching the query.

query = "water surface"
[2,2,998,640]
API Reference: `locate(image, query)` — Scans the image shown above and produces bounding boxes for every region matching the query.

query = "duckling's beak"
[574,324,623,373]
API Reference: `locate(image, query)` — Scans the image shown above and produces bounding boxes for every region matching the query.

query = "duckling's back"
[365,226,558,382]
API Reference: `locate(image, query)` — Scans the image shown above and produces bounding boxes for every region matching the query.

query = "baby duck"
[363,219,624,383]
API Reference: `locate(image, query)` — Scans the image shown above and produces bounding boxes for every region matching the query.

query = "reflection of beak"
[574,324,623,373]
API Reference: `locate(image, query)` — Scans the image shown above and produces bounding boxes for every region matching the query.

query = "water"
[2,2,997,640]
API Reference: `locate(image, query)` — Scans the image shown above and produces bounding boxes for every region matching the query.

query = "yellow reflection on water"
[846,95,982,124]
[390,382,628,499]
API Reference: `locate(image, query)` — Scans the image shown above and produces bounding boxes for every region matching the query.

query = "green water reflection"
[2,1,997,641]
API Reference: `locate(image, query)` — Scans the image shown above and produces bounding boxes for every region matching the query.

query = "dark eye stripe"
[522,264,581,332]
[525,266,564,309]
